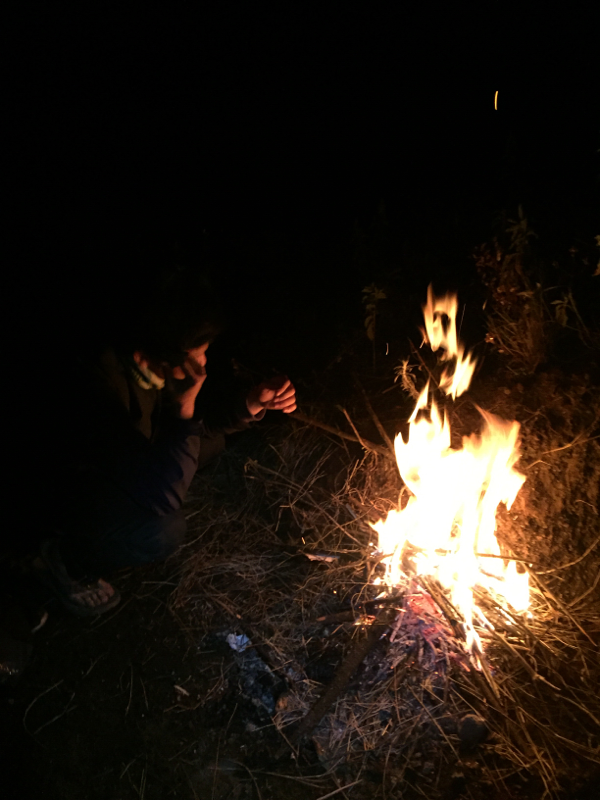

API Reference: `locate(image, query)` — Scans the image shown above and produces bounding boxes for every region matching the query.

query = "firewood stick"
[316,594,404,624]
[337,406,377,455]
[290,411,393,459]
[289,607,397,746]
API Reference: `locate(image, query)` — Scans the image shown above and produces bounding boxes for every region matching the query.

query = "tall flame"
[421,284,477,399]
[373,286,528,656]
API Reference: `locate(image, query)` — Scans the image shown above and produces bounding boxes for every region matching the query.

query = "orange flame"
[373,287,528,658]
[421,285,477,399]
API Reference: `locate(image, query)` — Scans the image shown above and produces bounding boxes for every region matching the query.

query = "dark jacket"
[44,348,261,521]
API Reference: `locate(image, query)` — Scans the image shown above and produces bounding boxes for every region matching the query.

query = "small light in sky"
[494,91,498,110]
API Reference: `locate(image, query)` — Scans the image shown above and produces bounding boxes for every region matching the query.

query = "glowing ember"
[372,285,529,658]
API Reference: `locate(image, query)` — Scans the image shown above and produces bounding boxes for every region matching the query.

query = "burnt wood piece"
[316,594,405,625]
[290,607,398,746]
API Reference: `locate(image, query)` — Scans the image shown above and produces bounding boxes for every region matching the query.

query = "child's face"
[135,342,209,382]
[170,343,209,380]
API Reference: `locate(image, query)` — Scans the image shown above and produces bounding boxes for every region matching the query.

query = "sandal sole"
[59,587,122,617]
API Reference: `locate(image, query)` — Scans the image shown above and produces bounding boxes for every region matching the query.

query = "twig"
[435,548,534,564]
[409,339,440,389]
[91,596,133,628]
[478,648,502,701]
[316,593,405,624]
[339,406,392,460]
[249,461,367,547]
[256,771,327,787]
[224,703,238,739]
[525,435,600,468]
[120,758,138,780]
[315,780,363,799]
[485,627,559,690]
[418,576,464,640]
[290,411,392,459]
[33,693,77,735]
[537,534,600,574]
[186,769,201,800]
[316,610,357,624]
[353,373,396,458]
[83,653,105,678]
[406,685,459,758]
[516,707,555,796]
[137,765,147,800]
[568,566,600,608]
[212,738,220,800]
[140,677,149,711]
[539,434,599,456]
[23,680,64,735]
[527,570,595,644]
[126,663,134,716]
[230,760,263,800]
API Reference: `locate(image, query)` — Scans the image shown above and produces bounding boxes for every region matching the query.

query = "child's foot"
[66,578,119,615]
[33,542,121,618]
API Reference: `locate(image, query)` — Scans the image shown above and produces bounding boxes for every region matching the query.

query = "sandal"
[34,539,121,618]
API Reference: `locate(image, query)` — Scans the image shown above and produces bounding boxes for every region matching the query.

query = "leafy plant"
[551,289,598,348]
[394,358,419,400]
[476,211,600,372]
[475,207,551,373]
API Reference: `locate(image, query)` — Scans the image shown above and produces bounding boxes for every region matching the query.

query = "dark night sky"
[8,3,599,362]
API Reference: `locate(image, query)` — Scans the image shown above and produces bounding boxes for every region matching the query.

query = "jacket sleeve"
[193,374,265,436]
[53,357,263,519]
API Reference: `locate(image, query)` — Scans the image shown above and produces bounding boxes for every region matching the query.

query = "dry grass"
[171,417,600,799]
[474,241,553,375]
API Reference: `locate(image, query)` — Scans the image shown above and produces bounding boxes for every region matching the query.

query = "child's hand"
[163,349,208,419]
[246,376,297,416]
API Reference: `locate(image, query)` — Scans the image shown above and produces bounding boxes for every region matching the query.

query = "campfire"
[175,283,600,798]
[371,285,530,660]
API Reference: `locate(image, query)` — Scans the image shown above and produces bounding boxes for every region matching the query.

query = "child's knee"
[120,511,187,566]
[150,511,186,560]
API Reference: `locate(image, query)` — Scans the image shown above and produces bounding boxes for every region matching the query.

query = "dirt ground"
[3,228,600,800]
[3,352,599,800]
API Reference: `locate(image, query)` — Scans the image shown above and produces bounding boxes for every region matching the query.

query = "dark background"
[2,9,599,797]
[8,3,599,381]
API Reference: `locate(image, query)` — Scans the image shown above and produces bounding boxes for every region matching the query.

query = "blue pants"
[57,433,225,580]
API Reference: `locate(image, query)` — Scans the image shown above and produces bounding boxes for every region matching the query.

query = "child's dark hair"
[116,267,226,365]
